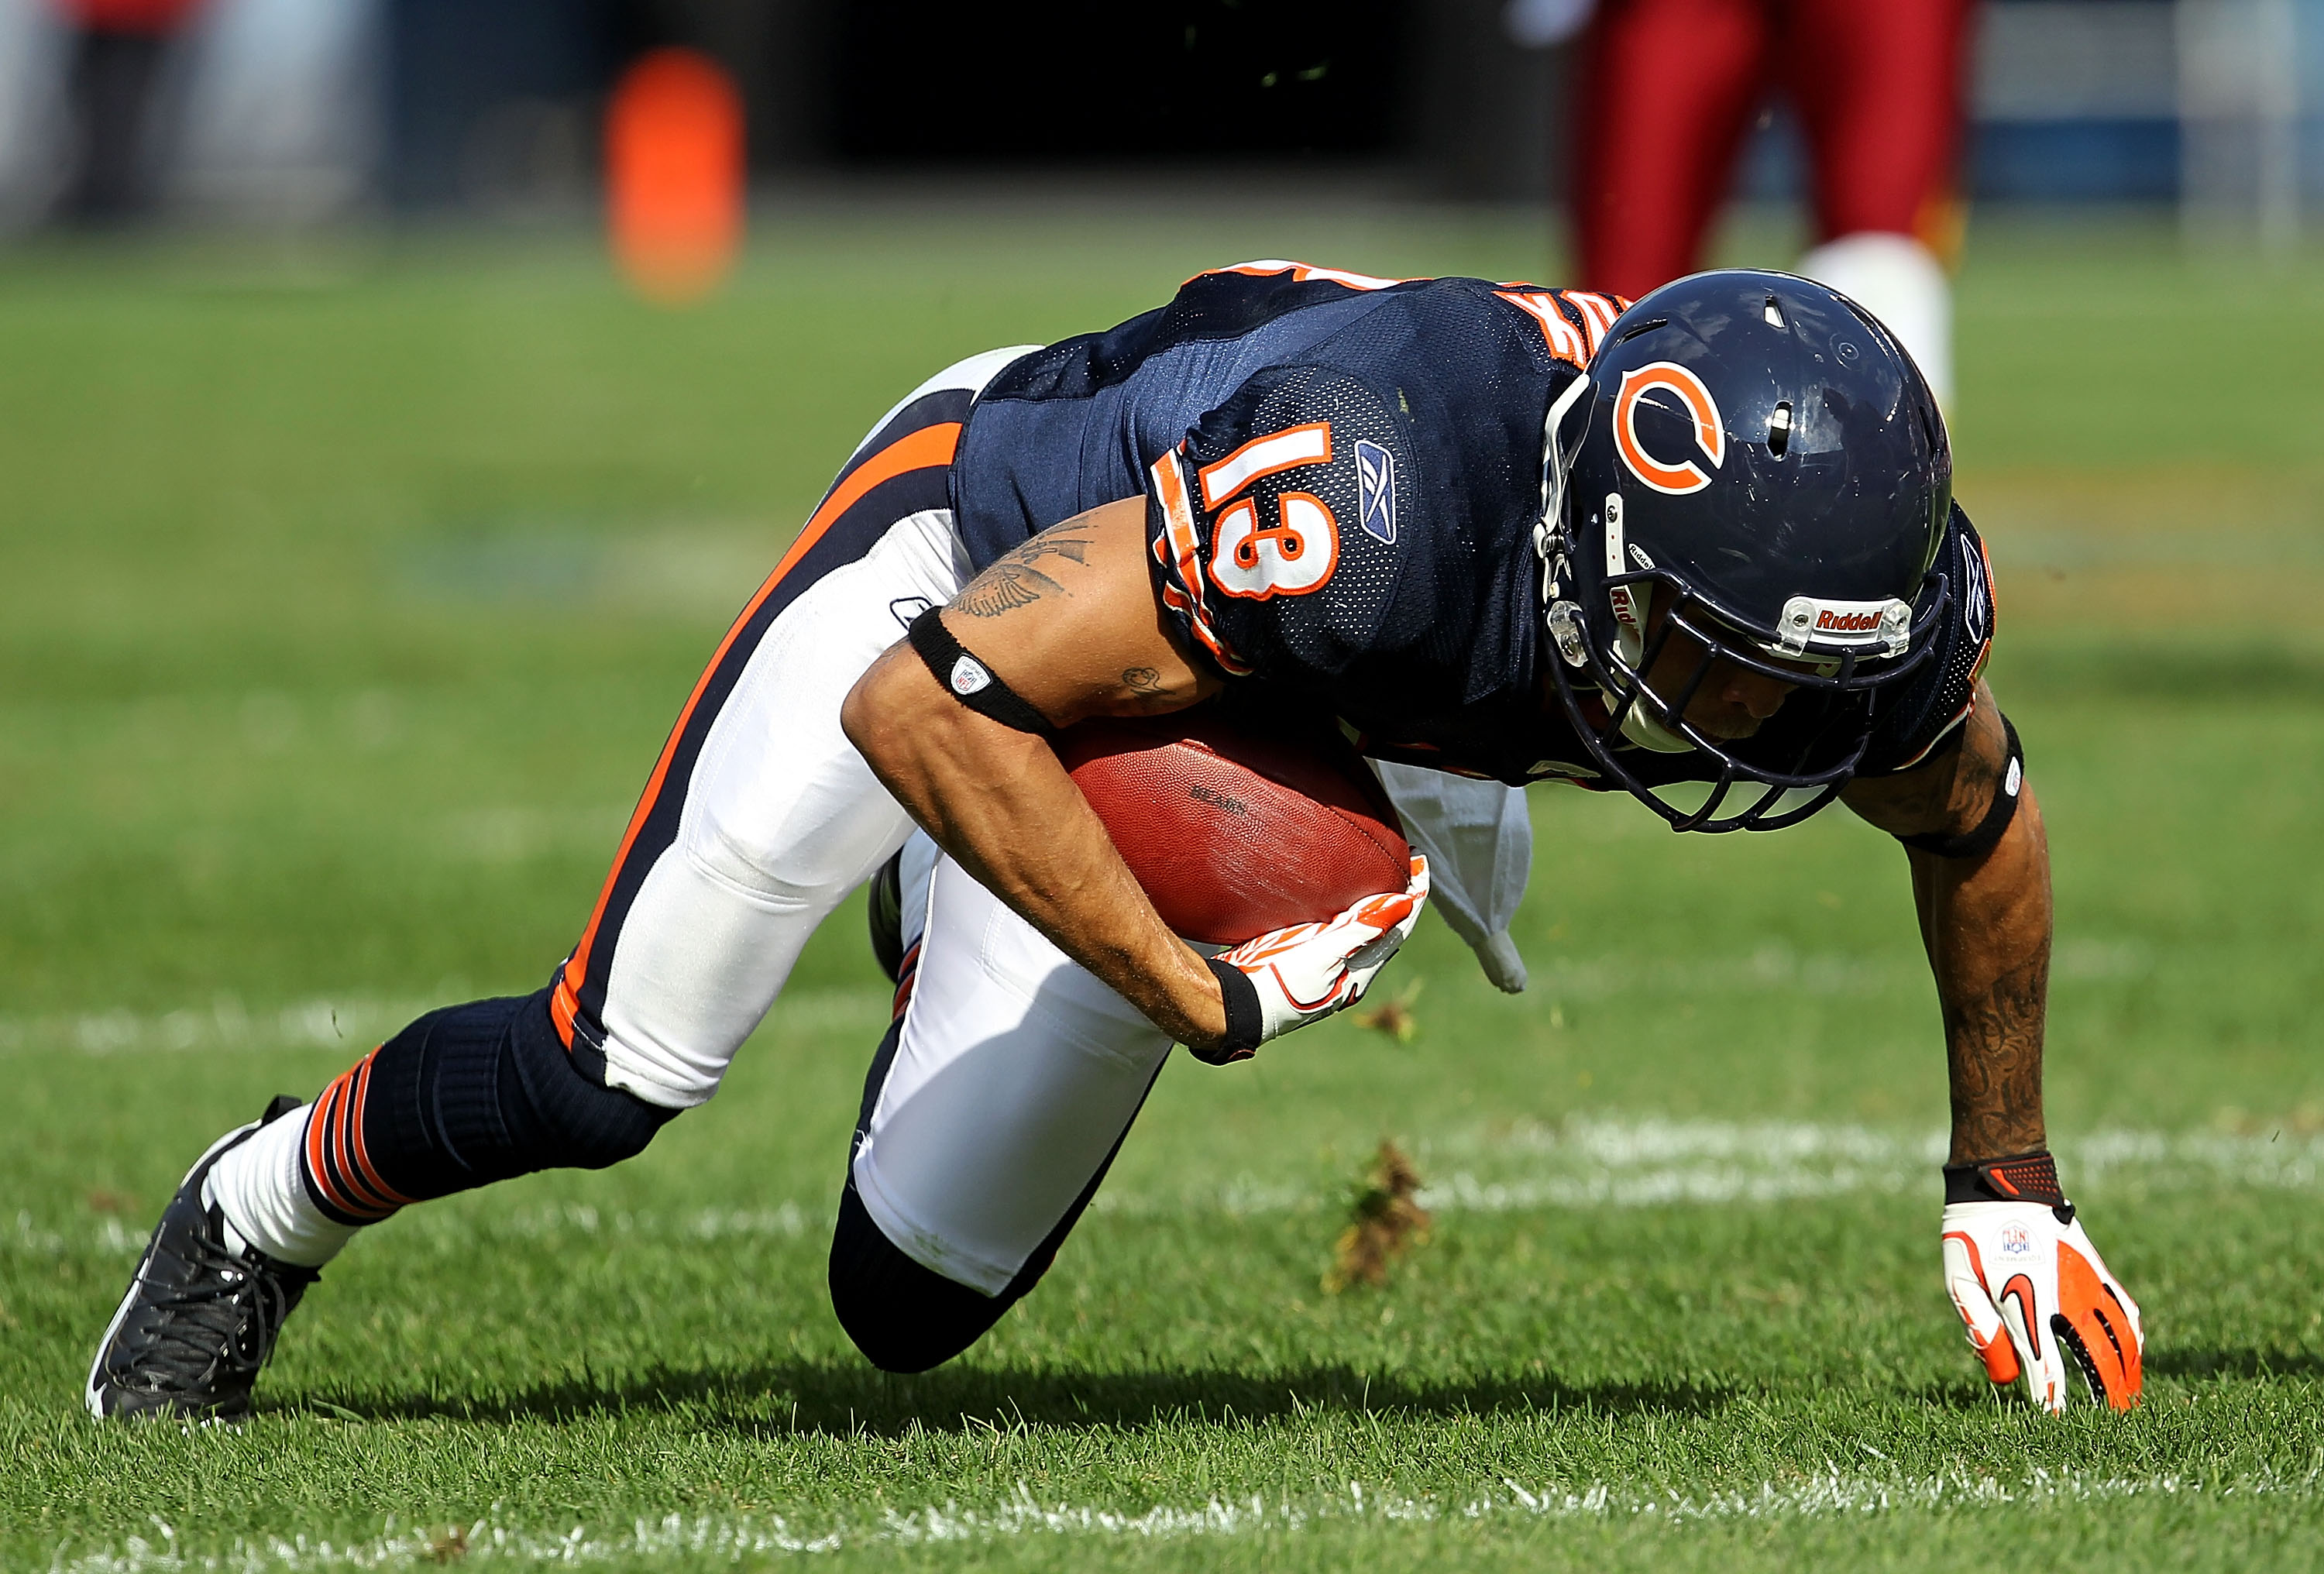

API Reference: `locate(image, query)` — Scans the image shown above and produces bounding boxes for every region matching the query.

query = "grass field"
[5,195,2324,1569]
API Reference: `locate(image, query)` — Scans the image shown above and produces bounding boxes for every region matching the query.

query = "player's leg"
[89,348,1036,1420]
[1783,0,1975,406]
[1569,0,1773,299]
[829,841,1176,1373]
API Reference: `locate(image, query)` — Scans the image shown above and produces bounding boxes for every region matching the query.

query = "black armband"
[1943,1149,2065,1208]
[1192,957,1264,1065]
[1898,714,2024,860]
[906,607,1059,742]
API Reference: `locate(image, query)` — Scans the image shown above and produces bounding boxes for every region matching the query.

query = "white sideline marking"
[0,988,890,1057]
[1095,1116,2324,1217]
[47,1470,2324,1569]
[15,1118,2324,1261]
[0,936,2154,1058]
[0,998,438,1057]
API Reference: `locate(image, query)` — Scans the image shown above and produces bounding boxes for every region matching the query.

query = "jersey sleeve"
[1144,363,1419,683]
[1857,502,1998,775]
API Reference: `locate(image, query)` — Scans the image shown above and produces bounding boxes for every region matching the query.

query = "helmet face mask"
[1535,270,1955,833]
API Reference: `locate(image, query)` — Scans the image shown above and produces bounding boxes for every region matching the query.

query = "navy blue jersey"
[949,261,1994,798]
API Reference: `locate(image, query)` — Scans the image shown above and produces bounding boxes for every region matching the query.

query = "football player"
[91,263,2139,1421]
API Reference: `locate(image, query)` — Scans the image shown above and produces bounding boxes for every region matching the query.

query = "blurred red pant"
[1570,0,1976,299]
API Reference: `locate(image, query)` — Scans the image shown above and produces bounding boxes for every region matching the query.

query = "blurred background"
[0,0,2309,238]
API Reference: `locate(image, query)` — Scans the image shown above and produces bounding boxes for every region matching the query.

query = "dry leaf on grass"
[1323,1139,1432,1294]
[1351,978,1424,1043]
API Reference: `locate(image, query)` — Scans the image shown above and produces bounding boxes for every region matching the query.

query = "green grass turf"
[6,200,2324,1568]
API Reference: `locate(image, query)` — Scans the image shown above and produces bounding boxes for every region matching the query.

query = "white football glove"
[1941,1153,2144,1411]
[1195,856,1429,1063]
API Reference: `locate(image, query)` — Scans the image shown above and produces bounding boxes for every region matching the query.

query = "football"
[1056,710,1411,945]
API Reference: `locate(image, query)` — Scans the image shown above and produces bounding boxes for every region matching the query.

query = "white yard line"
[47,1469,2323,1569]
[15,1116,2324,1262]
[2,935,2156,1058]
[0,989,892,1057]
[1097,1116,2324,1217]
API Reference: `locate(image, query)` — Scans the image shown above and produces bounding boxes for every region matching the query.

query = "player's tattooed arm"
[844,497,1232,1053]
[939,517,1215,714]
[1842,686,2051,1162]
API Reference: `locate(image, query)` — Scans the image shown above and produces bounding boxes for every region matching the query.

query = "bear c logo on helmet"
[1612,362,1726,496]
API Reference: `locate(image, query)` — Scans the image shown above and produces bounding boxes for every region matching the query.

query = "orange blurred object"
[606,48,744,304]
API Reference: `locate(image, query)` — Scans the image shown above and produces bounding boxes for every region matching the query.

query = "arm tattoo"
[1018,535,1091,567]
[948,533,1093,619]
[955,563,1064,617]
[1121,665,1171,712]
[1944,949,2050,1160]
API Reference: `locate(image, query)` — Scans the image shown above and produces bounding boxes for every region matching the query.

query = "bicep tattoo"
[949,533,1093,619]
[956,564,1063,617]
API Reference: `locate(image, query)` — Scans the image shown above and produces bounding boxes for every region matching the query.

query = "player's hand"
[1941,1164,2143,1411]
[1195,857,1429,1062]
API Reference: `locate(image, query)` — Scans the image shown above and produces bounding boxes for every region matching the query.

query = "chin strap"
[1897,713,2023,860]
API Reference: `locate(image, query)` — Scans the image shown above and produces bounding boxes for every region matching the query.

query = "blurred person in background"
[50,0,208,224]
[1524,0,1974,406]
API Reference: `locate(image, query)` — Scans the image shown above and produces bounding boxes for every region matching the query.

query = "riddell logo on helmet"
[1816,609,1883,634]
[1613,362,1726,496]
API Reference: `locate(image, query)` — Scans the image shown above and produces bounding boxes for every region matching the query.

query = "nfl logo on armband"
[950,656,992,696]
[1355,440,1396,545]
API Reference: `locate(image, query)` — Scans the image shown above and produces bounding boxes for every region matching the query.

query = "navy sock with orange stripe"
[301,987,673,1226]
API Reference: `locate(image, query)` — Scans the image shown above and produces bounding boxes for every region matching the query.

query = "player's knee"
[827,1182,1012,1373]
[503,988,675,1170]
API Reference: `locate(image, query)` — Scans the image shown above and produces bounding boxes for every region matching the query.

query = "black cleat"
[86,1096,318,1422]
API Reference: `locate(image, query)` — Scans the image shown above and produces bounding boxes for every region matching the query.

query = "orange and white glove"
[1195,857,1429,1064]
[1941,1151,2144,1411]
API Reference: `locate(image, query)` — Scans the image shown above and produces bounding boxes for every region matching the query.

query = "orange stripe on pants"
[552,421,963,1048]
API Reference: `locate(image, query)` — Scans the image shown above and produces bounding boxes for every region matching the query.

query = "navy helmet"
[1535,268,1954,831]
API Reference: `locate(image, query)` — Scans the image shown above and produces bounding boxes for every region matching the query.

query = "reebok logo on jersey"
[1355,439,1397,545]
[949,656,992,696]
[1961,535,1989,644]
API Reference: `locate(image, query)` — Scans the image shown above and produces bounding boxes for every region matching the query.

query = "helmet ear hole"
[1768,401,1792,459]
